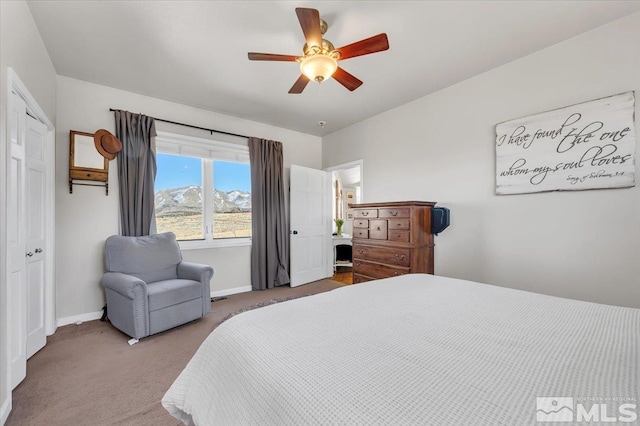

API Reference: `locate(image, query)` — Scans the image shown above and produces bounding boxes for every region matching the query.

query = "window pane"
[213,161,251,238]
[155,153,204,241]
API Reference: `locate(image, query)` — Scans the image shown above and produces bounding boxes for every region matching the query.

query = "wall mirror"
[69,130,109,195]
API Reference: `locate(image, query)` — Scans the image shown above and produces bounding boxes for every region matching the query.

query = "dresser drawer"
[388,219,410,230]
[353,244,411,267]
[389,230,410,243]
[353,273,375,284]
[354,209,377,219]
[353,219,369,228]
[378,207,410,218]
[353,229,369,239]
[353,259,410,279]
[369,220,388,240]
[70,169,108,182]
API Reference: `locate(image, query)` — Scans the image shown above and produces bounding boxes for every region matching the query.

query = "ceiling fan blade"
[248,52,299,62]
[333,67,363,91]
[288,75,310,94]
[295,8,322,48]
[336,33,389,61]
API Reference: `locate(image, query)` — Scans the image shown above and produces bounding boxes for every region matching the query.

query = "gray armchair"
[101,232,213,339]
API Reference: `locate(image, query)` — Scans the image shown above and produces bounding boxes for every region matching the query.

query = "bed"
[162,274,639,425]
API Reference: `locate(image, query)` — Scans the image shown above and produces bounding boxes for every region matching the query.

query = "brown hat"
[94,129,122,160]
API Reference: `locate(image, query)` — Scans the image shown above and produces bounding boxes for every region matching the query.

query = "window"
[155,153,205,241]
[212,160,251,238]
[154,132,251,248]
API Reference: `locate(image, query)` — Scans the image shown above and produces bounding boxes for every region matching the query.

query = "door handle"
[26,252,33,257]
[292,230,298,235]
[35,248,43,253]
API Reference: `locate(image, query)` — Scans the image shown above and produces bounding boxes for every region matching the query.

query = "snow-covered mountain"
[155,186,250,216]
[214,189,251,213]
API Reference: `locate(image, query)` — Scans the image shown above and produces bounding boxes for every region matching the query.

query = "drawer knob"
[391,211,398,216]
[356,261,362,267]
[395,254,405,260]
[357,249,365,255]
[362,211,369,216]
[376,226,381,231]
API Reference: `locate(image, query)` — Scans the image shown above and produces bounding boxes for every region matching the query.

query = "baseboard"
[1,397,11,425]
[56,310,103,328]
[211,285,252,298]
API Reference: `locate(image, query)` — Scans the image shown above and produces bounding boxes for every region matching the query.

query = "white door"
[25,116,48,359]
[8,93,27,388]
[290,165,332,287]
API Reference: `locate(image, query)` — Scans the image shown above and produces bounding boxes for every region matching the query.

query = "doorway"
[324,160,363,285]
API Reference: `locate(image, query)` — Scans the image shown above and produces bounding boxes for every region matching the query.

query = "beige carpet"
[7,279,345,426]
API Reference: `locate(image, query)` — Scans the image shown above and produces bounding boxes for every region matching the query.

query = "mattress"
[162,274,639,425]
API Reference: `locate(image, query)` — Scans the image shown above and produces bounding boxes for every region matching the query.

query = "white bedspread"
[162,274,639,425]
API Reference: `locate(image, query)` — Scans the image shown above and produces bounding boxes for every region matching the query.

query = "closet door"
[8,93,27,388]
[7,96,50,389]
[25,116,48,359]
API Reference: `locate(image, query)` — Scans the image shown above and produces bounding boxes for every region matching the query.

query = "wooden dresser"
[350,201,436,283]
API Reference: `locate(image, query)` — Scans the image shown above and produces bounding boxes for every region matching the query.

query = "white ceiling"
[28,1,640,136]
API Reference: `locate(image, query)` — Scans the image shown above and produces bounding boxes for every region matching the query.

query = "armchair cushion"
[147,279,202,312]
[105,232,181,283]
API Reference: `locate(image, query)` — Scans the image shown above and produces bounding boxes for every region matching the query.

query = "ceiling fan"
[248,8,389,94]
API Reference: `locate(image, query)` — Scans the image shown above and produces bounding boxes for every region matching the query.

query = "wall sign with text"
[495,92,636,195]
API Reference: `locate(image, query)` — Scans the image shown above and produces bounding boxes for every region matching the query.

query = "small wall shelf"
[69,130,110,196]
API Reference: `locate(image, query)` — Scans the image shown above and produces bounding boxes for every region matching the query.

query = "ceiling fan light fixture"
[248,8,389,93]
[300,54,338,83]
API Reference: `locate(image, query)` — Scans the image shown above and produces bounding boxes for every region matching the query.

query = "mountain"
[155,186,250,217]
[214,189,251,213]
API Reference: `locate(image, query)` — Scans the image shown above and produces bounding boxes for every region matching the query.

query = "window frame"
[155,131,252,250]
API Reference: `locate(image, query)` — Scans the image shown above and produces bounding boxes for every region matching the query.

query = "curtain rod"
[108,108,250,139]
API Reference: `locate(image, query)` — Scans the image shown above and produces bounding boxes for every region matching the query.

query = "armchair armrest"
[177,262,214,284]
[177,262,214,315]
[100,272,148,300]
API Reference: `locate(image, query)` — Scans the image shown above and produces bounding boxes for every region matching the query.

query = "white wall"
[0,0,57,421]
[323,13,640,308]
[55,76,322,320]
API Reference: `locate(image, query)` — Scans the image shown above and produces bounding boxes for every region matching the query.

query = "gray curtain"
[114,110,157,237]
[249,137,290,290]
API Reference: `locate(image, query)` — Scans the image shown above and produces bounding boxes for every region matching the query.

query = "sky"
[154,153,251,192]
